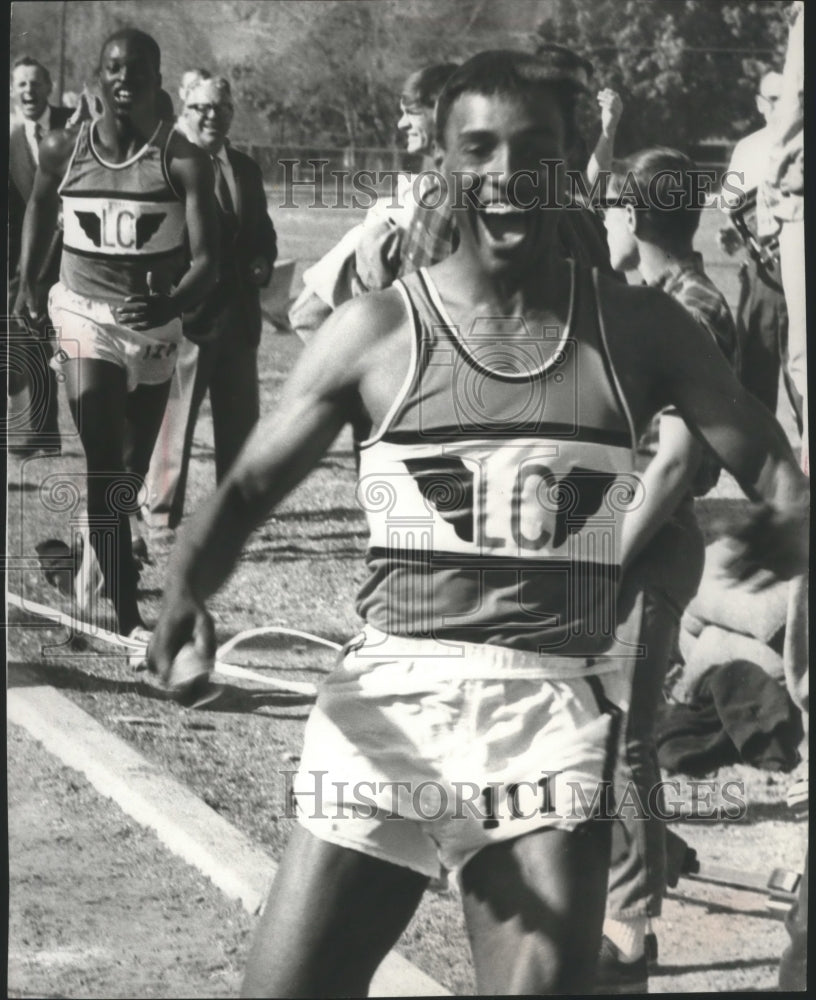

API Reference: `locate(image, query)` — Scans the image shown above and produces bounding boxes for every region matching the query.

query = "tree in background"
[10,0,791,151]
[537,0,790,156]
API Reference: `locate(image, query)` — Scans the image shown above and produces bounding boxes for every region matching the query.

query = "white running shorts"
[294,627,630,879]
[48,282,182,392]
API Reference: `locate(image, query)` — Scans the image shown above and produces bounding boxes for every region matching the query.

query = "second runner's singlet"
[356,262,643,661]
[58,119,186,306]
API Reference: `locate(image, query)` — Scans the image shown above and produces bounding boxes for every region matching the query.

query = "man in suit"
[8,56,72,454]
[144,73,277,531]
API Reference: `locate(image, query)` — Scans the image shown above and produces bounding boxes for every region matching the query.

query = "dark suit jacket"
[184,145,277,348]
[9,105,72,282]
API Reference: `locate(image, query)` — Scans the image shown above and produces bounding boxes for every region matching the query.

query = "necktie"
[212,154,235,216]
[32,122,44,164]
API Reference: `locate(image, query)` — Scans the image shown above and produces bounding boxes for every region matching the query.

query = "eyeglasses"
[187,102,232,117]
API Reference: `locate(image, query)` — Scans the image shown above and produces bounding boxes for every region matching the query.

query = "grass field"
[7,199,806,995]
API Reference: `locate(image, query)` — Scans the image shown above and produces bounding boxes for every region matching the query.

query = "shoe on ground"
[126,625,152,670]
[35,538,75,596]
[594,936,648,995]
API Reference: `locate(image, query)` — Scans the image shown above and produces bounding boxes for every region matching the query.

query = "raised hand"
[597,88,623,138]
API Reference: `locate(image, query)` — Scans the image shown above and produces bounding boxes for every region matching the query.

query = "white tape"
[6,591,318,698]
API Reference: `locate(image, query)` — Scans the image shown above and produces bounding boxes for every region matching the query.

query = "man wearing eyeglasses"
[144,73,277,532]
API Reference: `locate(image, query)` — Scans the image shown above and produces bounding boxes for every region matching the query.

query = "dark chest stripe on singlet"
[379,424,633,448]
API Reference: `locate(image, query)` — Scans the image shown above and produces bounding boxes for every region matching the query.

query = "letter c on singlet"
[512,463,555,549]
[117,210,136,248]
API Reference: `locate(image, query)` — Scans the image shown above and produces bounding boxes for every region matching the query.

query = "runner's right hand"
[147,595,215,686]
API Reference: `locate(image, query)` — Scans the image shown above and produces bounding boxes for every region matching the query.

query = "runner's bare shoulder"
[165,127,204,165]
[38,128,79,180]
[165,128,212,187]
[304,285,411,386]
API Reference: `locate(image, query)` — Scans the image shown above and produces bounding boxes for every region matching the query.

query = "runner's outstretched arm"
[615,284,808,581]
[148,291,404,680]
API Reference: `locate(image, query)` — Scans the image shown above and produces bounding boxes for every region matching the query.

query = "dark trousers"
[737,259,802,430]
[607,505,706,918]
[145,333,260,528]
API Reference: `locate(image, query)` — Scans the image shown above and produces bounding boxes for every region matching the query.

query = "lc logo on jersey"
[62,197,185,257]
[75,209,165,250]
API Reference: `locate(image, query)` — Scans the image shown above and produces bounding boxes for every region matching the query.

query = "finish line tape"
[6,591,319,698]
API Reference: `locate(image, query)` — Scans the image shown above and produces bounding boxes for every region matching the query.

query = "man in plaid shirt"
[598,146,738,993]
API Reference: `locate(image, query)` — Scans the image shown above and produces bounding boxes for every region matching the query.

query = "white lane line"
[7,677,450,997]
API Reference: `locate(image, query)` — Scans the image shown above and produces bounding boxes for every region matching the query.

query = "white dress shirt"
[723,126,776,238]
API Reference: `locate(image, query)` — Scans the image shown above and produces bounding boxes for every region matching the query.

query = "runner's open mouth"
[476,204,531,248]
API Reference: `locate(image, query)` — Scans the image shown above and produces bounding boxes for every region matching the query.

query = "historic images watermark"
[282,770,748,826]
[276,161,748,213]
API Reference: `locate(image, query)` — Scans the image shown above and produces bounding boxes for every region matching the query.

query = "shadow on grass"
[738,799,805,824]
[8,659,171,702]
[652,956,778,976]
[666,888,781,920]
[189,684,314,714]
[8,660,314,714]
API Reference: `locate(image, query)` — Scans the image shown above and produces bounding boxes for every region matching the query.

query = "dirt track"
[8,724,253,999]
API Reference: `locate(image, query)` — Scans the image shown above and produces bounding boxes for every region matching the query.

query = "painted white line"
[7,678,451,997]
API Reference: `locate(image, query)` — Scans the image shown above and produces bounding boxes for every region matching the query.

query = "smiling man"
[8,56,72,455]
[16,27,219,636]
[149,51,808,996]
[143,73,277,532]
[288,62,458,341]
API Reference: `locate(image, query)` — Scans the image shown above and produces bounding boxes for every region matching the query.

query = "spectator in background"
[176,68,210,136]
[765,3,806,988]
[586,87,624,185]
[8,56,72,456]
[143,74,277,533]
[598,148,738,993]
[287,62,458,343]
[718,71,802,427]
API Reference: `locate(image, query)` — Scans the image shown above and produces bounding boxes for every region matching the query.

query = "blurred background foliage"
[10,0,790,154]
